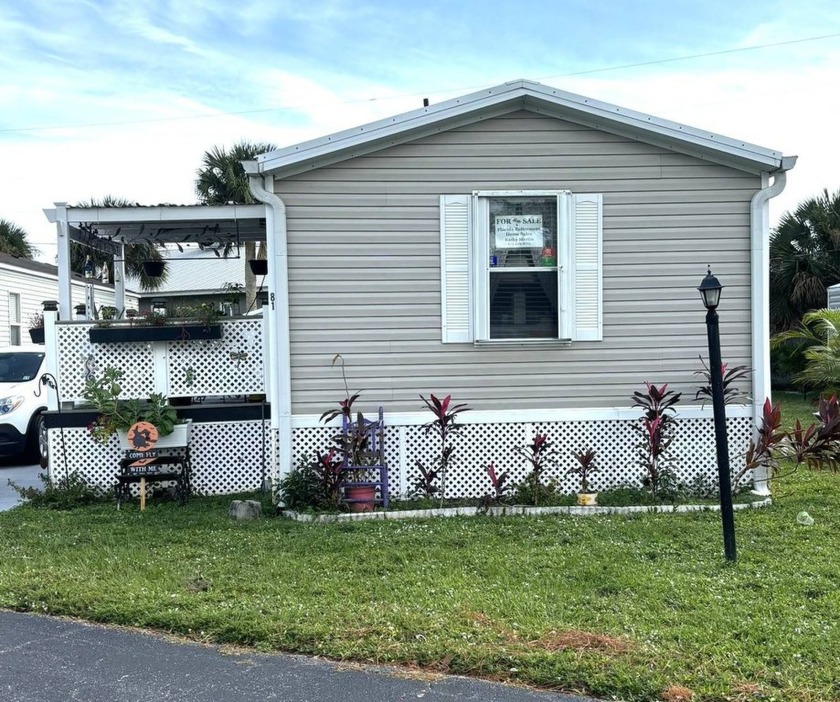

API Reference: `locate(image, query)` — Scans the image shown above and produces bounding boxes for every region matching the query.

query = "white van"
[0,346,48,464]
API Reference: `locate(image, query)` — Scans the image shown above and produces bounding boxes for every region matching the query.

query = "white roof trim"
[43,203,266,225]
[247,79,789,177]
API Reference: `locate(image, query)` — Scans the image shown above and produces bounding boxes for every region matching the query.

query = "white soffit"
[251,79,788,178]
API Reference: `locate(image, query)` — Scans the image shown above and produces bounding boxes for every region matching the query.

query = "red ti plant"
[514,433,556,505]
[694,356,751,407]
[632,382,681,500]
[312,449,345,510]
[414,394,469,506]
[569,448,599,494]
[738,398,785,490]
[788,394,840,472]
[485,463,511,502]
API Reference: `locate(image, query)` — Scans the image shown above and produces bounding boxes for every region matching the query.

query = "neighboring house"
[827,283,840,310]
[0,253,136,347]
[125,245,247,316]
[44,80,795,497]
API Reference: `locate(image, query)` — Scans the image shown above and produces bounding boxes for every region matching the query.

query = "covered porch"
[39,203,289,495]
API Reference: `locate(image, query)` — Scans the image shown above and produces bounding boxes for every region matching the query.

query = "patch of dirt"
[462,610,632,655]
[661,685,694,701]
[531,629,633,654]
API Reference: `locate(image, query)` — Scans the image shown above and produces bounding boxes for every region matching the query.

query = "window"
[8,293,21,346]
[440,191,602,344]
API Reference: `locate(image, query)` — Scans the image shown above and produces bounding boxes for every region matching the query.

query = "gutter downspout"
[750,155,797,495]
[247,174,292,485]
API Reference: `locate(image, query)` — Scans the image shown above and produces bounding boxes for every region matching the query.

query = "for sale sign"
[494,215,543,249]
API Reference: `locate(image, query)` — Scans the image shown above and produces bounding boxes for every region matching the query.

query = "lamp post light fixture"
[698,267,737,562]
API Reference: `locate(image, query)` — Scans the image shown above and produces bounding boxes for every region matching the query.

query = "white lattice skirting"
[49,415,753,498]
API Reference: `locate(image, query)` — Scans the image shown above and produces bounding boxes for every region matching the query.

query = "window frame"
[8,292,21,346]
[472,190,572,342]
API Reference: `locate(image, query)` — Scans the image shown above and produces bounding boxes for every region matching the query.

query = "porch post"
[54,203,73,320]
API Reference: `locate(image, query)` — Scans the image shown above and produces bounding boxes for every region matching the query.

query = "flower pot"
[117,420,192,449]
[576,492,598,506]
[344,484,376,512]
[28,328,45,344]
[142,260,166,277]
[248,259,268,276]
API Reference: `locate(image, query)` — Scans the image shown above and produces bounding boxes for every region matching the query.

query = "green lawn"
[1,398,838,702]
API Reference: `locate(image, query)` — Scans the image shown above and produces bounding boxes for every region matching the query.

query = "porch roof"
[43,203,267,248]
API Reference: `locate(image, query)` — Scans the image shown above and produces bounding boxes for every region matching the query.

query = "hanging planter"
[28,327,45,344]
[248,259,268,276]
[142,260,166,277]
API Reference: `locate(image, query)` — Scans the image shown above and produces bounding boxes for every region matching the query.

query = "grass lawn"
[1,396,838,701]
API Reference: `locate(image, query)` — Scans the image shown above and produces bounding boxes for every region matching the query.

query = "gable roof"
[246,79,794,178]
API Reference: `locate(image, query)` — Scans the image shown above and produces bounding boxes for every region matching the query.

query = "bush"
[276,456,328,510]
[8,472,108,510]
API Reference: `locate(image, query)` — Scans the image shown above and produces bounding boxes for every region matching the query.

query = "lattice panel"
[168,319,264,396]
[189,420,269,495]
[47,420,270,497]
[56,319,264,401]
[291,416,756,500]
[49,416,756,500]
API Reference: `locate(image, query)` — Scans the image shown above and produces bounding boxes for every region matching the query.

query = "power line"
[2,31,838,135]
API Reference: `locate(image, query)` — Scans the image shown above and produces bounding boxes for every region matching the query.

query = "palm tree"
[0,219,39,259]
[769,188,840,333]
[73,196,167,291]
[195,141,277,310]
[772,309,840,389]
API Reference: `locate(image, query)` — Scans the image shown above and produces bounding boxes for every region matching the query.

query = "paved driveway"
[0,461,41,511]
[0,611,597,702]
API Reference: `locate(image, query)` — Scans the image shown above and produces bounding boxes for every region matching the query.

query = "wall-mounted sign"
[494,215,543,249]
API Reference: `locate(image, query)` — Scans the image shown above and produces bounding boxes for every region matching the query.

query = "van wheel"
[25,413,48,467]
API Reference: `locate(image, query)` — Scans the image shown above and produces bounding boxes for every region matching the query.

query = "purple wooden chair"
[340,406,389,510]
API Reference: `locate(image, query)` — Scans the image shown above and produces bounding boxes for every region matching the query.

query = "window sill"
[474,338,573,348]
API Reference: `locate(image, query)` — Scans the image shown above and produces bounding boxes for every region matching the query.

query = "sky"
[1,0,839,263]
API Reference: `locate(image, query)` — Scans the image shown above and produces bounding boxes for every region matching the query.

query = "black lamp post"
[698,267,737,562]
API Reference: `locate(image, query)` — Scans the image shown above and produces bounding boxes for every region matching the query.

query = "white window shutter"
[571,193,603,341]
[440,194,472,343]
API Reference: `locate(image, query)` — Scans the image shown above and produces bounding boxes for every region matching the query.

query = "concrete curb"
[282,497,772,523]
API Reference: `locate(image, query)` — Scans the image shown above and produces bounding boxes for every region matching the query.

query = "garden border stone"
[281,497,773,523]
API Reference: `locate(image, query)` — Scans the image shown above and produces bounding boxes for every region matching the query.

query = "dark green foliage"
[276,456,329,511]
[769,187,840,332]
[0,219,38,258]
[8,472,108,509]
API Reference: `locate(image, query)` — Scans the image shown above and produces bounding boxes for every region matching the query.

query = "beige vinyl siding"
[274,111,759,414]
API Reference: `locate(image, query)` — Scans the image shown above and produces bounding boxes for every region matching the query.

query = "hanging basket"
[142,260,166,277]
[248,259,268,276]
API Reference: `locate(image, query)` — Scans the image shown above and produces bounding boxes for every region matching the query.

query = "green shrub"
[8,472,108,510]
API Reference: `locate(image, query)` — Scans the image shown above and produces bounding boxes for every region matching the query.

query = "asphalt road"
[0,612,598,702]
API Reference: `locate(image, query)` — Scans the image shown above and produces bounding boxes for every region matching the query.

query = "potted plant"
[569,448,600,506]
[320,393,381,512]
[28,312,45,344]
[83,367,190,447]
